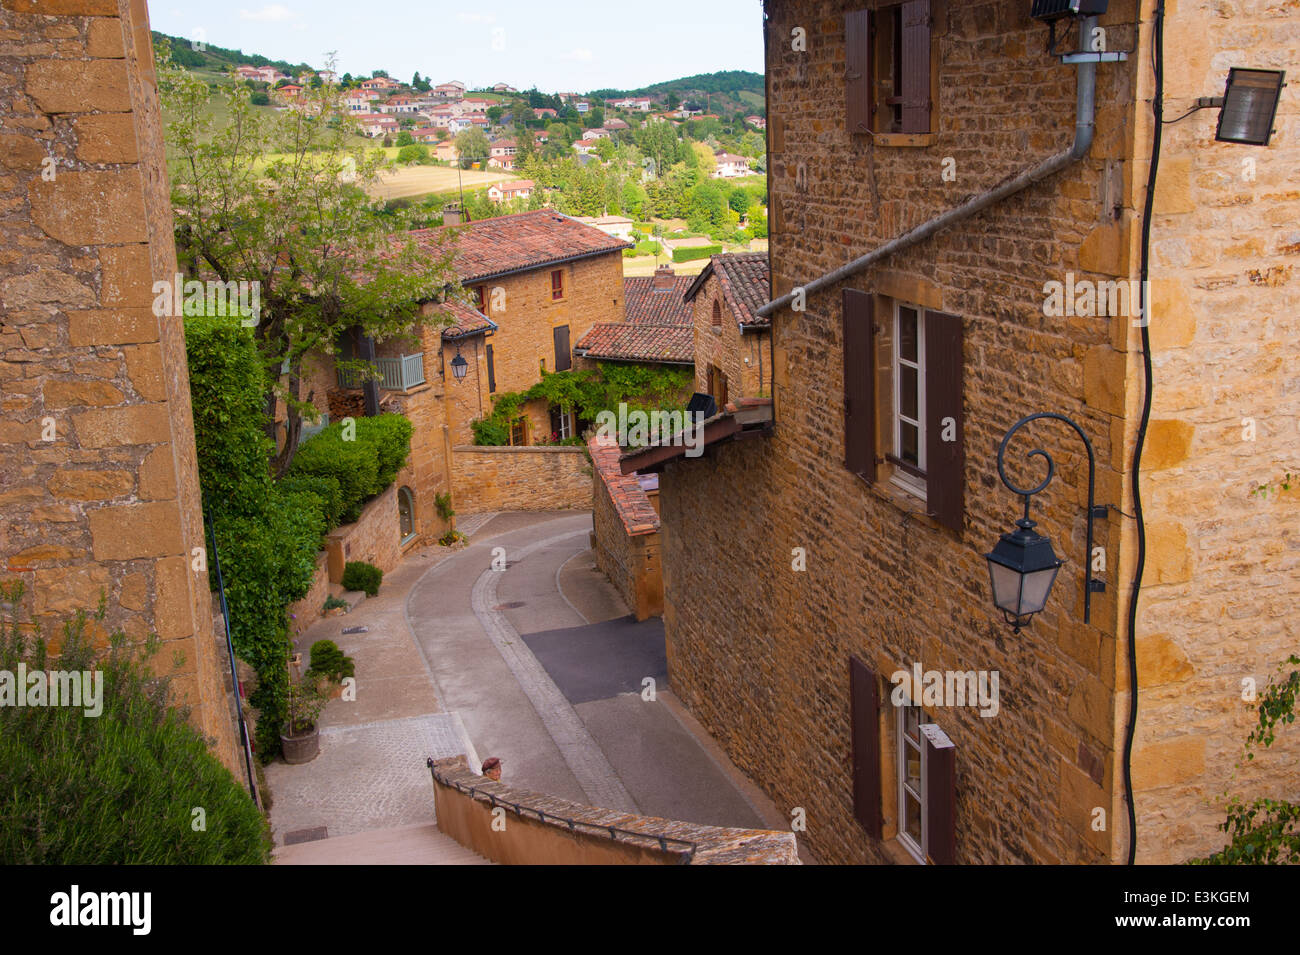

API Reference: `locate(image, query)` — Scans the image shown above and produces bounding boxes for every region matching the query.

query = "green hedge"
[275,474,344,529]
[289,414,412,525]
[671,243,722,263]
[0,583,271,864]
[307,639,355,683]
[341,561,382,597]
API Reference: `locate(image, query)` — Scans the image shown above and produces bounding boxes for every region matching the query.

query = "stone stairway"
[273,823,493,865]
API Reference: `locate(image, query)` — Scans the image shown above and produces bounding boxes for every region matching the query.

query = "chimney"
[651,264,676,290]
[442,202,463,225]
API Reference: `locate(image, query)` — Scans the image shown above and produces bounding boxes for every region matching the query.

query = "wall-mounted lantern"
[450,349,468,381]
[985,413,1107,633]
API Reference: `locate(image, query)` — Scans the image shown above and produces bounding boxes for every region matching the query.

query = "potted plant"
[280,676,328,764]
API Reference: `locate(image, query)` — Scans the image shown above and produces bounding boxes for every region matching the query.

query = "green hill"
[152,31,314,78]
[590,71,765,117]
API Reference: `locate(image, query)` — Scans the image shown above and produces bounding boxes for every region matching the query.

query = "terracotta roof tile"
[589,434,660,536]
[441,300,496,339]
[575,322,693,364]
[684,252,770,328]
[623,274,696,326]
[408,209,631,284]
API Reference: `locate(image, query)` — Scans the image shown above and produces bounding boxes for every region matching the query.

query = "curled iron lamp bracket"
[995,412,1107,625]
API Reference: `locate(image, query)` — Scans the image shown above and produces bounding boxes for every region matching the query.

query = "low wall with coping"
[589,435,663,620]
[429,756,800,865]
[451,445,592,513]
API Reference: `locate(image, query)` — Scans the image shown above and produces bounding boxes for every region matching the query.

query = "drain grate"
[283,826,329,845]
[494,601,526,610]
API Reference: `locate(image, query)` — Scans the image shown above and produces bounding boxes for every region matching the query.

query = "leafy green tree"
[454,125,490,168]
[728,187,752,215]
[396,129,414,146]
[396,143,428,163]
[667,91,680,110]
[159,45,457,476]
[487,105,504,125]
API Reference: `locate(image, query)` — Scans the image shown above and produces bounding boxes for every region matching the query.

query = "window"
[509,417,528,446]
[894,701,956,865]
[707,364,729,410]
[891,303,926,498]
[485,343,496,393]
[398,486,416,544]
[711,299,723,328]
[845,1,934,137]
[551,269,564,300]
[475,285,487,312]
[550,406,573,441]
[842,288,965,532]
[553,324,571,371]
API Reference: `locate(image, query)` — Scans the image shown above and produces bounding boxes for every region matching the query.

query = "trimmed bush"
[671,243,722,263]
[307,640,355,683]
[289,414,411,524]
[0,582,272,864]
[276,474,344,530]
[341,561,383,597]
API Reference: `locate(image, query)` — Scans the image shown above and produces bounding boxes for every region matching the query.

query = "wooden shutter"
[485,343,496,393]
[845,9,873,134]
[921,724,956,864]
[900,0,932,134]
[849,657,883,838]
[924,309,963,532]
[553,325,571,371]
[843,289,876,483]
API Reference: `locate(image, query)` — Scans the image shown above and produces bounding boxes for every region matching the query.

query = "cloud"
[561,48,594,62]
[457,12,498,23]
[239,4,296,22]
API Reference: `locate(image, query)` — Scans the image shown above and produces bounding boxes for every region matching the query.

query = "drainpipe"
[755,17,1100,320]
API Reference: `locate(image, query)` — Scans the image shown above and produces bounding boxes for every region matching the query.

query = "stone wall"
[0,0,239,771]
[1122,0,1300,863]
[691,275,770,400]
[590,434,662,621]
[451,445,592,512]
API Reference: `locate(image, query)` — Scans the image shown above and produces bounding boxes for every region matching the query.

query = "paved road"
[410,511,773,830]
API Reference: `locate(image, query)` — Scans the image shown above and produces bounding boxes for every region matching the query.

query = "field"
[368,165,516,201]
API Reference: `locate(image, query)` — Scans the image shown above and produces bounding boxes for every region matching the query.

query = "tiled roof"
[623,275,695,326]
[683,252,770,328]
[575,322,693,364]
[441,301,497,340]
[408,209,631,284]
[588,434,660,536]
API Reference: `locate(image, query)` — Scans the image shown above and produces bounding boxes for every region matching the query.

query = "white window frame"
[556,409,573,441]
[891,301,927,501]
[896,700,927,864]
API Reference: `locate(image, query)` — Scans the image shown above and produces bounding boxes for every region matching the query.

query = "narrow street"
[271,510,783,862]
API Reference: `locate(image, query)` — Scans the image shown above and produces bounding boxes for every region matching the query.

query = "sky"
[147,0,766,93]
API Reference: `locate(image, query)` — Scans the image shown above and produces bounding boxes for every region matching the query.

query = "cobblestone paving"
[455,511,499,538]
[265,713,470,840]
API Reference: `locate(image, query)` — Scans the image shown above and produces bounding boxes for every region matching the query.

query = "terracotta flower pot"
[281,725,320,764]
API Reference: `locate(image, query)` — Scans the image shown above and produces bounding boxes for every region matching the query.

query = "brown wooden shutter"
[921,724,956,864]
[924,309,963,532]
[485,343,496,393]
[849,656,882,839]
[553,325,571,371]
[845,9,873,134]
[900,0,932,134]
[843,289,876,483]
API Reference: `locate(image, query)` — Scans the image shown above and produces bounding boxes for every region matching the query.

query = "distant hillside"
[151,31,314,77]
[590,71,765,117]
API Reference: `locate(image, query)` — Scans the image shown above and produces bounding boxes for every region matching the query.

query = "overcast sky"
[147,1,765,92]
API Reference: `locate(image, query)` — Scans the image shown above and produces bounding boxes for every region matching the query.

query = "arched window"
[712,299,722,327]
[398,486,416,544]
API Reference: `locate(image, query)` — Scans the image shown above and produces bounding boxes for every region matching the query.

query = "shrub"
[471,416,511,446]
[249,91,270,106]
[289,414,412,523]
[275,474,344,530]
[341,561,382,597]
[0,582,272,864]
[307,640,355,683]
[435,491,455,520]
[672,243,722,263]
[396,143,429,164]
[322,594,349,612]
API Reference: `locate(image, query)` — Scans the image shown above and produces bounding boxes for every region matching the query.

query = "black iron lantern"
[985,413,1106,633]
[450,349,468,381]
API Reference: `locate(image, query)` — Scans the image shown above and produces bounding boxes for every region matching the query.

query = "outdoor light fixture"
[985,413,1107,633]
[1030,0,1108,22]
[1210,69,1286,146]
[450,349,468,381]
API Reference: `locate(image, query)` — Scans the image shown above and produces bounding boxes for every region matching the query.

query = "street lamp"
[985,413,1107,632]
[450,349,468,381]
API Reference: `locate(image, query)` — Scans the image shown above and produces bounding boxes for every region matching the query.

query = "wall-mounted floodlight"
[1207,69,1287,146]
[1030,0,1108,21]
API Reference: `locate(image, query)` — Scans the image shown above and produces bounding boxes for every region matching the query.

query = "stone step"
[273,822,493,865]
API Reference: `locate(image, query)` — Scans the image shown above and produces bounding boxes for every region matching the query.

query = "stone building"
[0,0,242,774]
[574,265,696,370]
[626,0,1299,865]
[684,253,772,405]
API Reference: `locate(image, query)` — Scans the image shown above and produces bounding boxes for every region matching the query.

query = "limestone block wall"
[691,278,770,400]
[0,0,239,771]
[590,435,662,621]
[451,445,592,512]
[1119,0,1300,863]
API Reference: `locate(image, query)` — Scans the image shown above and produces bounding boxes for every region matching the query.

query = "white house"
[712,152,750,178]
[486,179,534,203]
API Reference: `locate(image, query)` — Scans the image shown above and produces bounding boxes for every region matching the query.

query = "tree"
[249,91,270,106]
[396,130,414,146]
[412,70,422,88]
[636,120,678,179]
[728,187,752,215]
[667,91,680,110]
[487,105,504,125]
[159,45,458,477]
[371,68,389,78]
[454,126,490,168]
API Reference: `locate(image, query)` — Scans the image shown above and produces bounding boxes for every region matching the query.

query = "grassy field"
[368,165,515,200]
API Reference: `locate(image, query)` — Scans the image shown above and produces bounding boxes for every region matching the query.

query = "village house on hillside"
[621,0,1299,867]
[683,252,771,406]
[711,151,751,178]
